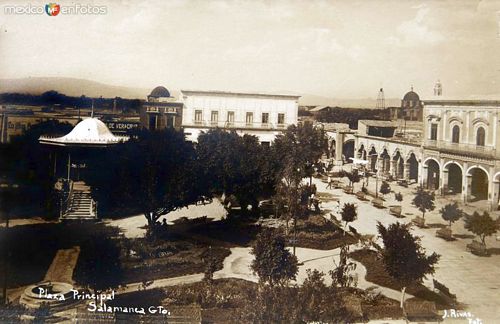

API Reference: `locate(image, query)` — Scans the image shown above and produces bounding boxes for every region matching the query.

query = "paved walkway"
[117,246,411,303]
[44,246,80,284]
[316,168,500,322]
[104,199,228,238]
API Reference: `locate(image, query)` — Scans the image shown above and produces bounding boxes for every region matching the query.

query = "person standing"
[327,175,332,189]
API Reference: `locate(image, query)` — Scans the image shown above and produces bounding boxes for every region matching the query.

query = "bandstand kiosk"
[39,117,128,220]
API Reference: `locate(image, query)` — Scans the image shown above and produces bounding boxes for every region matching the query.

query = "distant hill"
[0,77,400,107]
[0,77,150,99]
[298,93,400,108]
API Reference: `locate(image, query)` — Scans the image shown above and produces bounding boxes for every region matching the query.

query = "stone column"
[335,133,344,165]
[378,157,384,174]
[464,174,472,203]
[391,160,397,178]
[421,165,428,188]
[404,162,410,181]
[491,180,500,211]
[441,169,448,196]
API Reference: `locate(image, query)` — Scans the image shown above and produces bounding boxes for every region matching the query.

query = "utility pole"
[1,183,17,305]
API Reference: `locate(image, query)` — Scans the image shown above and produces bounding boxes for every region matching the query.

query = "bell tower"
[434,80,442,96]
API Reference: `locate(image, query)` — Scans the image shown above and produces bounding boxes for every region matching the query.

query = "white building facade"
[422,100,500,209]
[180,90,299,143]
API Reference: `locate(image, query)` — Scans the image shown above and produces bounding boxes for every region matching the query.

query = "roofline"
[180,89,301,100]
[423,100,500,106]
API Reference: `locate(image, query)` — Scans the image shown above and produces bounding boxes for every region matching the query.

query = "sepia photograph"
[0,0,499,323]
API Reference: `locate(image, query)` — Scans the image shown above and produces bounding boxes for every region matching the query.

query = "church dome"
[403,90,420,102]
[149,86,171,98]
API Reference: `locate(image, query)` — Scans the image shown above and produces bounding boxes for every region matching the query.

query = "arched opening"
[407,153,419,181]
[357,145,367,160]
[329,139,336,157]
[343,139,355,161]
[470,168,489,201]
[368,147,377,172]
[426,159,440,190]
[398,158,404,179]
[380,149,390,174]
[392,151,403,179]
[447,163,462,194]
[451,125,460,143]
[476,127,485,146]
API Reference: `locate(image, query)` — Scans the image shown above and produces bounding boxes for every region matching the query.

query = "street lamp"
[0,181,19,305]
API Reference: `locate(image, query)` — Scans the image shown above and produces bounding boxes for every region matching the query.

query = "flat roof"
[358,120,397,127]
[180,89,300,100]
[423,99,500,106]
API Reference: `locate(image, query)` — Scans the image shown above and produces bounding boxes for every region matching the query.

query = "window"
[451,125,460,143]
[477,127,486,146]
[211,111,218,125]
[246,112,253,126]
[227,111,235,126]
[194,110,203,124]
[430,124,438,140]
[166,115,175,128]
[149,115,157,131]
[278,113,285,125]
[262,113,269,125]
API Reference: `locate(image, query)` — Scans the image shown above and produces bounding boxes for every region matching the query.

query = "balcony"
[184,120,286,131]
[424,140,496,159]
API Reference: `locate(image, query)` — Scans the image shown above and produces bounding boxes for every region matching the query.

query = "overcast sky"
[0,0,499,98]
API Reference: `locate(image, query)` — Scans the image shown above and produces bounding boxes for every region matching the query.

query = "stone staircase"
[61,181,97,220]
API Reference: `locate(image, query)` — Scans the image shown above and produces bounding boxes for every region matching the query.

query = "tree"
[412,186,435,220]
[300,269,351,322]
[440,203,462,228]
[340,203,357,234]
[274,164,308,236]
[377,222,440,311]
[379,181,391,197]
[273,121,327,182]
[346,170,361,191]
[201,246,217,283]
[197,129,278,211]
[329,245,357,288]
[464,211,499,247]
[87,129,206,233]
[3,120,74,218]
[251,228,298,286]
[74,234,123,295]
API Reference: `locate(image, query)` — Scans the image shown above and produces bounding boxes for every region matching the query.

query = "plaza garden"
[1,121,499,323]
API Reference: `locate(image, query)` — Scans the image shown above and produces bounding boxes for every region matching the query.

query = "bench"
[404,300,439,322]
[436,227,453,240]
[411,216,426,228]
[343,187,353,194]
[466,240,489,256]
[355,191,368,201]
[389,205,402,217]
[371,198,384,208]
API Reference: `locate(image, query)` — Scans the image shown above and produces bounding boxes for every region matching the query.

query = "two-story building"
[140,86,183,131]
[180,90,299,144]
[422,100,500,209]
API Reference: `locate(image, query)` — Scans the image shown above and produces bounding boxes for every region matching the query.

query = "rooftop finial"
[411,85,414,91]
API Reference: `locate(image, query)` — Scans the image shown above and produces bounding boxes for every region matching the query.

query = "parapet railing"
[424,140,496,158]
[186,120,287,130]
